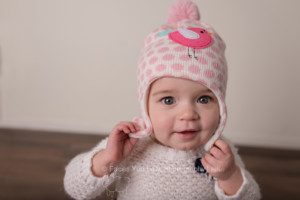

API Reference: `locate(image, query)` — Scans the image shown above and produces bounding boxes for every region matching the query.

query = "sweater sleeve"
[214,138,261,200]
[63,137,117,200]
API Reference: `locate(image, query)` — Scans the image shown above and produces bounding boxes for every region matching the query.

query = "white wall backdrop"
[0,0,299,149]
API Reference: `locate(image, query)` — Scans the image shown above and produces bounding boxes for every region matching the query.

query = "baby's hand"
[202,139,239,181]
[106,121,140,163]
[92,121,139,177]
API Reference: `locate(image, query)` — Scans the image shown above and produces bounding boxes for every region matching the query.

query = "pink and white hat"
[130,0,228,151]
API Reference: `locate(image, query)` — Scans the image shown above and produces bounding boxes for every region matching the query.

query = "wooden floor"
[0,128,299,200]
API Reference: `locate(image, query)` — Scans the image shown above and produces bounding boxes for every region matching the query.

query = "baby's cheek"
[202,112,220,131]
[155,116,170,131]
[152,115,172,137]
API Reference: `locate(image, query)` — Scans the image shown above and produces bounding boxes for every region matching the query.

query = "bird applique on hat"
[169,27,213,59]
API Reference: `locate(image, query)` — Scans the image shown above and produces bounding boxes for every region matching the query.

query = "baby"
[64,0,261,199]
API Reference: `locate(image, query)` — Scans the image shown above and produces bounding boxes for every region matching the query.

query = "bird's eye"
[200,30,205,33]
[197,96,212,104]
[161,97,175,105]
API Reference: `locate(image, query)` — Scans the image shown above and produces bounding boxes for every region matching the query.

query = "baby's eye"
[197,96,212,104]
[161,96,175,105]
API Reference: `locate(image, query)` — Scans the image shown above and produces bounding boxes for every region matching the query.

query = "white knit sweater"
[64,137,261,200]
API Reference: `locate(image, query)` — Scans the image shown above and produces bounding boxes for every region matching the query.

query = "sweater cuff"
[80,149,117,191]
[214,167,248,200]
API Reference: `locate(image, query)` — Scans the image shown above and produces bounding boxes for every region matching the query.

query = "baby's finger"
[123,125,132,134]
[201,157,212,172]
[120,122,139,133]
[110,125,129,143]
[210,146,225,160]
[127,122,139,133]
[204,153,218,167]
[132,122,141,131]
[117,124,131,134]
[214,139,231,154]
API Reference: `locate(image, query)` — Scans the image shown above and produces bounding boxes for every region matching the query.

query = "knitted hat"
[130,0,228,151]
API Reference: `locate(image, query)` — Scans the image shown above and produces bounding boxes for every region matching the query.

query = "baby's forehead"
[149,77,213,95]
[151,76,209,88]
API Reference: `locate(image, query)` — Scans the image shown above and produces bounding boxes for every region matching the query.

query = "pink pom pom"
[167,0,200,23]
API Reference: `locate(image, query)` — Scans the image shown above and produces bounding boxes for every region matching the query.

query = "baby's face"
[148,77,220,150]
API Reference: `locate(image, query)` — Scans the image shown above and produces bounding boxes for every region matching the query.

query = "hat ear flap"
[204,133,220,151]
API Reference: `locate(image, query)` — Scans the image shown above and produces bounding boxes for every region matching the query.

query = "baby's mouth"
[176,129,200,134]
[174,129,199,140]
[180,130,197,134]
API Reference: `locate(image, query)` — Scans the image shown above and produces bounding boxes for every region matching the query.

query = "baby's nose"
[179,104,199,121]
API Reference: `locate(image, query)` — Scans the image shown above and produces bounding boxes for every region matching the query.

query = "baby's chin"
[168,135,206,151]
[161,139,203,151]
[171,142,203,151]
